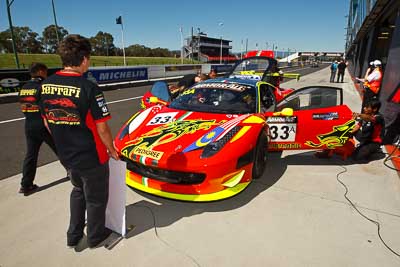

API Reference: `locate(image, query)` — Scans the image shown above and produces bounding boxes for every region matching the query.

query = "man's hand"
[352,112,360,119]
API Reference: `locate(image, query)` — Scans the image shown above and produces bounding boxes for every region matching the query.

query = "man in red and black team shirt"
[18,62,58,195]
[351,99,384,161]
[40,34,119,249]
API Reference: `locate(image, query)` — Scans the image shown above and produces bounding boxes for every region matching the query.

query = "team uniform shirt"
[40,71,111,170]
[357,113,384,144]
[19,77,45,130]
[366,69,382,83]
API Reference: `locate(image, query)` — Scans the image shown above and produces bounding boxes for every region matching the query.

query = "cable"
[383,139,400,171]
[335,165,400,257]
[133,204,201,267]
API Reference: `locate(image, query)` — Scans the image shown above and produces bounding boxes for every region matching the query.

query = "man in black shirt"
[40,35,119,249]
[337,60,347,83]
[18,62,58,195]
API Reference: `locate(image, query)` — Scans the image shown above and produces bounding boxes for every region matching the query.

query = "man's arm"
[96,121,119,160]
[353,112,375,122]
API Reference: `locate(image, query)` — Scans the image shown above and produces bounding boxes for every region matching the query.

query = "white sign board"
[106,158,127,236]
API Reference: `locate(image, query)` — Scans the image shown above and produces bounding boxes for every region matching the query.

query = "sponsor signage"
[165,65,201,72]
[211,64,233,73]
[85,67,148,84]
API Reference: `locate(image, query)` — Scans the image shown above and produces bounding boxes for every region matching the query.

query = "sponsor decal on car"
[269,143,301,149]
[133,146,164,160]
[305,120,356,149]
[192,83,250,92]
[312,112,339,120]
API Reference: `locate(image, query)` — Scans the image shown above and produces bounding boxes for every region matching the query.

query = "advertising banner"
[85,67,148,84]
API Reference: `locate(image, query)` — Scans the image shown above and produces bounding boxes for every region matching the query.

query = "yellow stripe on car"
[126,173,250,202]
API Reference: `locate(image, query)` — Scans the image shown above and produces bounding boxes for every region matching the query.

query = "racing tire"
[252,132,268,179]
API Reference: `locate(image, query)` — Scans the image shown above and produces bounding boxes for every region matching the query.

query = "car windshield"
[229,58,271,79]
[169,82,257,114]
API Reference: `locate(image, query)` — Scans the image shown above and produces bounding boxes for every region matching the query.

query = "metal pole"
[6,0,20,69]
[197,28,200,62]
[218,22,223,64]
[51,0,60,44]
[120,22,126,66]
[220,37,222,64]
[104,36,108,57]
[240,39,243,60]
[180,27,183,64]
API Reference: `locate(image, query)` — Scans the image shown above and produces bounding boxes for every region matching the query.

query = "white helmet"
[373,60,382,66]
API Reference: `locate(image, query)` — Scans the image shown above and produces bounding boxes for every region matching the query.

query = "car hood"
[117,105,261,163]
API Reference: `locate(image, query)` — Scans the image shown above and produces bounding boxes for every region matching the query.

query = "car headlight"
[118,124,130,140]
[201,126,241,158]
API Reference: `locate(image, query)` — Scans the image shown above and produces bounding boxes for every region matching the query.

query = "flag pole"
[116,15,126,66]
[121,24,126,66]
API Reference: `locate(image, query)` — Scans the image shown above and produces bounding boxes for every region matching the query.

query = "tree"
[0,27,42,53]
[152,47,173,57]
[89,31,116,56]
[42,24,68,53]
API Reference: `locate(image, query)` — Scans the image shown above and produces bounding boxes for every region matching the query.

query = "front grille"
[125,160,206,185]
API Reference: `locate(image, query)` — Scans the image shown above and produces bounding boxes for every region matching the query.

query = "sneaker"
[88,228,113,249]
[67,236,84,249]
[18,184,39,195]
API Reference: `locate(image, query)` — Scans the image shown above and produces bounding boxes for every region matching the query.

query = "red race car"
[141,56,300,109]
[115,56,354,201]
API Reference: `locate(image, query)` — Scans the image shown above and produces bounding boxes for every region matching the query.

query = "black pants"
[67,163,109,247]
[352,142,380,161]
[330,71,336,82]
[21,126,57,188]
[361,87,378,112]
[337,71,345,82]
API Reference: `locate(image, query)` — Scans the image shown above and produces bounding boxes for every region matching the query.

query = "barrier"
[0,64,230,95]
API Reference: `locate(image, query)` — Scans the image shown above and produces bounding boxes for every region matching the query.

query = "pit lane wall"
[0,64,232,95]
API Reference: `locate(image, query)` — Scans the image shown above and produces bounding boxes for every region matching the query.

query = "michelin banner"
[85,67,148,84]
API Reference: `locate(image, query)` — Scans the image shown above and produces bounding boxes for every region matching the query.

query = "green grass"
[0,53,199,69]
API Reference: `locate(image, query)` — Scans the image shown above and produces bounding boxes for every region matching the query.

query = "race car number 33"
[268,123,297,141]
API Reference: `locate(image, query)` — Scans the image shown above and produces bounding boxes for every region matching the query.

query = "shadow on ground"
[123,149,386,240]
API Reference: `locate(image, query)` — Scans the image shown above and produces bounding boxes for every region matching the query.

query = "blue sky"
[1,0,349,52]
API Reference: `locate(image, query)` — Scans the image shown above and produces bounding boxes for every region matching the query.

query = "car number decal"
[269,123,297,141]
[147,112,178,125]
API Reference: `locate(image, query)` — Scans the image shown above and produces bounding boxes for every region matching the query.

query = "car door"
[265,86,355,151]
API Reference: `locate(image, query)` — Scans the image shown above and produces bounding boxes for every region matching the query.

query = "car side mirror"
[149,96,159,104]
[272,108,294,116]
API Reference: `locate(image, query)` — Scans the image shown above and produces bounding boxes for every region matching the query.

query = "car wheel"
[252,132,268,179]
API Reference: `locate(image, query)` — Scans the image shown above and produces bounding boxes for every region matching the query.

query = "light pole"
[6,0,20,69]
[104,36,108,57]
[240,39,243,60]
[51,0,60,44]
[179,27,183,64]
[218,22,223,64]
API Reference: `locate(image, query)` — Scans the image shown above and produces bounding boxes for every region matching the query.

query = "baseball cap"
[373,60,382,66]
[369,61,374,66]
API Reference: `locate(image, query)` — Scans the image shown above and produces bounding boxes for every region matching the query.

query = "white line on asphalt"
[107,95,142,104]
[0,117,25,124]
[0,95,143,125]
